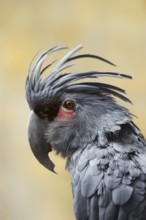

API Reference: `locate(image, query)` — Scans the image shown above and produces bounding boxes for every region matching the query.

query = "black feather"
[61,84,132,103]
[26,45,132,107]
[73,82,126,93]
[52,71,132,89]
[67,53,116,66]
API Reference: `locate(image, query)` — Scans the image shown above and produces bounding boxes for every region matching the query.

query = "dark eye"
[62,100,76,110]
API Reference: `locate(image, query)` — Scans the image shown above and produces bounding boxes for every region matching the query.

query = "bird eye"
[62,100,76,110]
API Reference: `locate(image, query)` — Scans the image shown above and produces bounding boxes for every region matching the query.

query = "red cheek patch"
[54,106,76,122]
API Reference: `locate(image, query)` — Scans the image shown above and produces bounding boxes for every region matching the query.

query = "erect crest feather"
[26,45,132,109]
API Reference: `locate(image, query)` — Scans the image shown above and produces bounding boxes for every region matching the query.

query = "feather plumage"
[26,45,132,111]
[26,46,146,220]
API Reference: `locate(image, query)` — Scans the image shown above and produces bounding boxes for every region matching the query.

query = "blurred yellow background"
[0,0,146,220]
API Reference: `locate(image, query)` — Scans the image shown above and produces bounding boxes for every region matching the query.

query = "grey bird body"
[25,46,146,220]
[68,120,146,220]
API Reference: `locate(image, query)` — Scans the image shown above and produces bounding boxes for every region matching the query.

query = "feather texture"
[26,45,132,111]
[68,121,146,220]
[26,46,146,220]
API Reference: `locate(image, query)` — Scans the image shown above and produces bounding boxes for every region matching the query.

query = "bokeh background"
[1,1,146,220]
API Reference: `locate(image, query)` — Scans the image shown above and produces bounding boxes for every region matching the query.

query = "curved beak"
[27,111,56,173]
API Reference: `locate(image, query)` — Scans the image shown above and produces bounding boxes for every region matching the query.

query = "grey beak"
[27,111,56,173]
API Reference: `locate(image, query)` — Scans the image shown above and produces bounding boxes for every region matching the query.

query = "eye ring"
[62,100,76,110]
